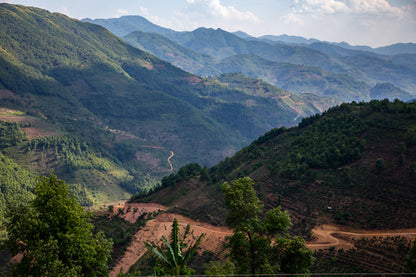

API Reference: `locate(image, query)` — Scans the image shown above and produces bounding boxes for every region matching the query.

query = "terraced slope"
[136,100,416,233]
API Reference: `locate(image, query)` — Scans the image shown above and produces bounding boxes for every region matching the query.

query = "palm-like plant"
[145,218,205,276]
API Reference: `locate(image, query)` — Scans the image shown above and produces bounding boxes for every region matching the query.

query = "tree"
[5,174,112,276]
[145,218,204,276]
[407,239,416,272]
[221,177,314,275]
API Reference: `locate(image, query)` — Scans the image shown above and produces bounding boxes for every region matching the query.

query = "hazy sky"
[2,0,416,47]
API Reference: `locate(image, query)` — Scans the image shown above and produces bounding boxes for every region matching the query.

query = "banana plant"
[145,218,205,276]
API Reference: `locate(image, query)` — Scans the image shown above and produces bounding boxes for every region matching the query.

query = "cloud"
[291,0,404,15]
[58,6,70,17]
[283,12,304,25]
[113,9,129,18]
[295,0,348,14]
[139,6,148,16]
[187,0,259,22]
[347,0,403,15]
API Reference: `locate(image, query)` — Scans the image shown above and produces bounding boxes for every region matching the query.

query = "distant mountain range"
[0,4,338,205]
[84,15,416,102]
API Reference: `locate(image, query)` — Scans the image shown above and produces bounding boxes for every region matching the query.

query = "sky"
[1,0,416,47]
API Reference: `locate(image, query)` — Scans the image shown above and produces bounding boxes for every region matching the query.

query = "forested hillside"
[0,4,339,208]
[136,100,416,233]
[87,15,416,101]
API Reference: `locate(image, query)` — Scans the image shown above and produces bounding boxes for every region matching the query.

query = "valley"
[0,2,415,275]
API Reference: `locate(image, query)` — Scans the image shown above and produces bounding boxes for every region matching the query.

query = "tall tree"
[407,239,416,273]
[222,177,314,275]
[145,218,204,276]
[5,174,112,276]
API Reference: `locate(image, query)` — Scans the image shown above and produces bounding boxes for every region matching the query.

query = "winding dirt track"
[307,224,416,250]
[166,151,174,172]
[110,203,416,276]
[110,203,232,277]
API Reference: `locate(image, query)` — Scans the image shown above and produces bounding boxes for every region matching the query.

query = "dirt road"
[110,203,232,276]
[307,224,416,250]
[110,203,416,276]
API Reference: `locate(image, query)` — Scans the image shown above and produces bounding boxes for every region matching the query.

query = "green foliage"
[407,240,416,273]
[221,177,314,274]
[0,152,35,240]
[204,260,236,276]
[5,174,112,276]
[273,110,367,179]
[0,120,28,148]
[137,100,416,231]
[144,218,204,276]
[375,158,385,172]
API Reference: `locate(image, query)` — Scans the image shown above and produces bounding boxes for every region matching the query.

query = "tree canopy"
[5,174,112,276]
[222,177,314,275]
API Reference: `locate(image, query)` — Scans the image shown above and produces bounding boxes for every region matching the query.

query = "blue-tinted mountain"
[258,34,320,45]
[213,54,371,102]
[369,83,413,101]
[0,4,345,204]
[123,30,219,76]
[373,43,416,55]
[82,14,416,102]
[83,15,176,37]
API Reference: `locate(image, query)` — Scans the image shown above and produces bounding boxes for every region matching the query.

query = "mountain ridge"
[85,15,416,99]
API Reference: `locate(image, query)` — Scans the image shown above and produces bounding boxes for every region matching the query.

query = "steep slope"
[342,54,416,92]
[214,55,370,102]
[88,16,416,98]
[0,4,269,204]
[82,15,176,37]
[373,43,416,55]
[136,100,416,234]
[165,28,348,74]
[0,4,343,206]
[210,73,340,120]
[123,30,219,76]
[369,83,414,101]
[0,4,257,167]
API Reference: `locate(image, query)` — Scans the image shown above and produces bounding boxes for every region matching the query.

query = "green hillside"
[88,17,416,99]
[214,55,371,102]
[0,4,342,209]
[123,31,219,76]
[136,100,416,233]
[370,83,414,101]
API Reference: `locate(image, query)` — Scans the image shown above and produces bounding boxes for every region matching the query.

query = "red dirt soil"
[8,203,416,275]
[307,224,416,250]
[111,203,416,276]
[110,203,232,276]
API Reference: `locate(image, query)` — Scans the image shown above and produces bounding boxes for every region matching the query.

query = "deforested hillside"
[136,100,416,234]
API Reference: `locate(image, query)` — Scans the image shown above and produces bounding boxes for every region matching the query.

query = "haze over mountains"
[1,3,416,275]
[0,4,337,206]
[84,15,416,102]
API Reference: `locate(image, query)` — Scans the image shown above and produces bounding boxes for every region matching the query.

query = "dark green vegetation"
[144,218,204,276]
[4,174,112,276]
[87,16,416,101]
[313,236,413,273]
[222,177,314,274]
[0,4,339,210]
[136,100,416,233]
[408,239,416,272]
